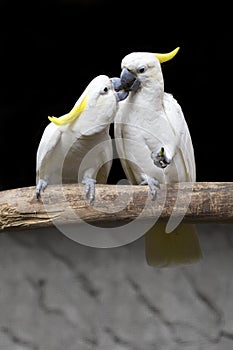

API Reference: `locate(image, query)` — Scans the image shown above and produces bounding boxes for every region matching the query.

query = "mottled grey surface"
[0,224,233,350]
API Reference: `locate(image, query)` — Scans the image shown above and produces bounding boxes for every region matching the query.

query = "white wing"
[163,93,196,182]
[36,122,62,182]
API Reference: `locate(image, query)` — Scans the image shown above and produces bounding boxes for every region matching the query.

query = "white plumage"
[36,74,120,203]
[114,48,203,267]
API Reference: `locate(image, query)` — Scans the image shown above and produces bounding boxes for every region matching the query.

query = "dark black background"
[0,0,232,191]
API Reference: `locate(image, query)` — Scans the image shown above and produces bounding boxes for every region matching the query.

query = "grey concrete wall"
[0,224,233,350]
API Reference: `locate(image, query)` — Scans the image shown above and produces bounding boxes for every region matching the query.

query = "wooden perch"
[0,182,233,233]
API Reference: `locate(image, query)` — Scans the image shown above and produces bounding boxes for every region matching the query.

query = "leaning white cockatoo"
[36,74,126,203]
[114,47,203,267]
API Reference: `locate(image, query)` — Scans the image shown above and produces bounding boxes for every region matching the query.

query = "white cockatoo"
[114,47,203,267]
[36,74,126,203]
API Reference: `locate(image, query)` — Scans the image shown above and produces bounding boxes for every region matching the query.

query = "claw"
[151,147,171,169]
[140,176,160,200]
[36,179,48,199]
[82,176,96,205]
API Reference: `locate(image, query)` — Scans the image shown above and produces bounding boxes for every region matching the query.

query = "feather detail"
[48,95,88,126]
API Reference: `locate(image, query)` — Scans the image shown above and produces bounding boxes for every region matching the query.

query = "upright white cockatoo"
[36,74,126,203]
[114,47,203,267]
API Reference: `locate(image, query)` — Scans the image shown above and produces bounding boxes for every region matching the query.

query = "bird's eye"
[137,65,147,74]
[101,86,109,94]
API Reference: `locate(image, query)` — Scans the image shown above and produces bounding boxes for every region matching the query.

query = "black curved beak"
[120,68,140,91]
[116,90,129,101]
[111,77,122,91]
[111,77,129,101]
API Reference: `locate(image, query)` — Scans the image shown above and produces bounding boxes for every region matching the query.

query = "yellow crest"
[155,47,180,63]
[48,95,88,126]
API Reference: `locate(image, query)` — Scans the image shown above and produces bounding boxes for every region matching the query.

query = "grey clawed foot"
[151,147,171,169]
[36,179,48,199]
[140,176,160,201]
[82,176,96,205]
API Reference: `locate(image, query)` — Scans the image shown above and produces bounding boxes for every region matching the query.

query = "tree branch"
[0,182,233,233]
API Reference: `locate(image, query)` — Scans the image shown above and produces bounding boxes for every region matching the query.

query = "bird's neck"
[141,79,164,108]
